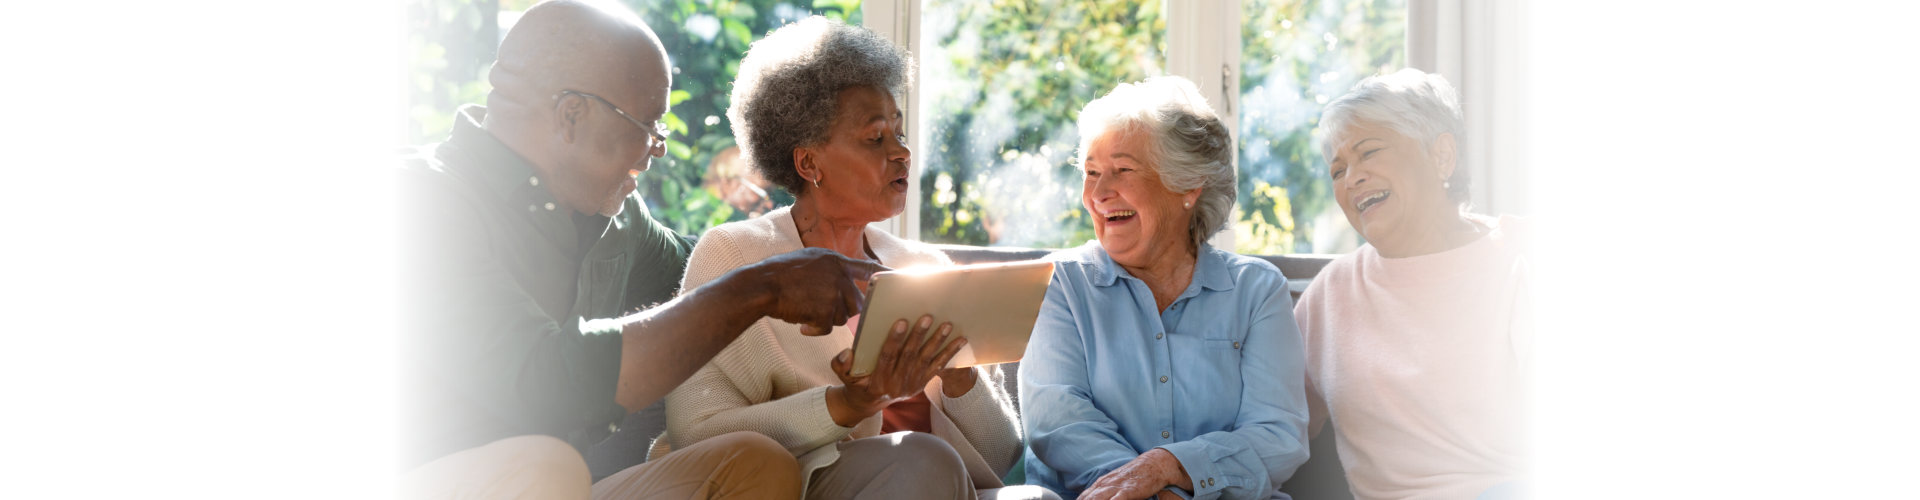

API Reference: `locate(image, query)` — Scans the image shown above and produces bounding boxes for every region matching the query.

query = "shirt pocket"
[1205,338,1245,366]
[1199,338,1246,405]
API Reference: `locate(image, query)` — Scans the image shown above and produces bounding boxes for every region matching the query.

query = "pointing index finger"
[838,256,889,281]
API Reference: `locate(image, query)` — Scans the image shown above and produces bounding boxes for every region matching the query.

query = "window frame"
[867,0,1514,246]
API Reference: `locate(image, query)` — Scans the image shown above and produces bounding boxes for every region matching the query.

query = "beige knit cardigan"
[659,206,1023,492]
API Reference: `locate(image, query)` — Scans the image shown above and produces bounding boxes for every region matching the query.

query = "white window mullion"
[863,0,922,239]
[1166,0,1241,251]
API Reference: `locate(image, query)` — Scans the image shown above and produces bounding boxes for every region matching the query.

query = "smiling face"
[1326,119,1456,250]
[798,85,912,224]
[1082,127,1199,269]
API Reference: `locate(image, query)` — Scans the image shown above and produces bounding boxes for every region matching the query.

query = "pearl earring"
[1184,201,1191,209]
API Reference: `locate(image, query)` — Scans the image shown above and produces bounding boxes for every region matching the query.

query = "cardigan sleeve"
[934,363,1024,477]
[663,226,853,455]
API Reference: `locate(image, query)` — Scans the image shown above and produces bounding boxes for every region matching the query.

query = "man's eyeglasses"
[556,89,670,150]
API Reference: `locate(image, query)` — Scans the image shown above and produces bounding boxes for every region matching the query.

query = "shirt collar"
[442,104,606,249]
[445,105,555,206]
[1086,241,1236,293]
[1191,244,1236,293]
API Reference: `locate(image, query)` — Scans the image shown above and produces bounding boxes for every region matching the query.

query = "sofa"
[934,245,1352,499]
[624,245,1354,497]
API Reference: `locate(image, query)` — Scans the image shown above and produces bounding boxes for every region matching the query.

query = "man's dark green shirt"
[398,106,692,468]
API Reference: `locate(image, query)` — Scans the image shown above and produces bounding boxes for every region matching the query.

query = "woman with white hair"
[661,16,1053,500]
[1294,68,1530,499]
[1020,76,1310,500]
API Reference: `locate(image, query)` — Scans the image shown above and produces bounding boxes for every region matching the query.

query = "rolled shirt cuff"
[1158,441,1235,499]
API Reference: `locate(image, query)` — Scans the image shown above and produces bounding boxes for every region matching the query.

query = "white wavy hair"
[1075,76,1236,251]
[1320,68,1471,205]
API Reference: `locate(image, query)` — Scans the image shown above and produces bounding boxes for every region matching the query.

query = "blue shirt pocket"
[1197,338,1246,419]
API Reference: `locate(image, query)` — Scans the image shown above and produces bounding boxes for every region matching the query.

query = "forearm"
[1024,388,1144,490]
[823,385,887,428]
[613,269,769,412]
[1157,422,1306,499]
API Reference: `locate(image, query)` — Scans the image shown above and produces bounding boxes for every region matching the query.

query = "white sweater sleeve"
[664,228,852,455]
[935,363,1024,477]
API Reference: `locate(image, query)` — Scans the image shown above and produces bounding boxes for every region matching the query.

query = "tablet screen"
[848,260,1054,377]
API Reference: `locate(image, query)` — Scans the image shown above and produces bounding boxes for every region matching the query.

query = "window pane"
[918,0,1165,247]
[1237,0,1404,254]
[403,0,864,237]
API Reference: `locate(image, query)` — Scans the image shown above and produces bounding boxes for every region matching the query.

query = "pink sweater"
[1294,215,1530,500]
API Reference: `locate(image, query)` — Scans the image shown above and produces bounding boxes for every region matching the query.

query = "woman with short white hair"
[1295,68,1531,499]
[1021,76,1310,500]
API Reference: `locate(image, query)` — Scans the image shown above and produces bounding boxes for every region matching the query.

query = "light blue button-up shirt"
[1020,242,1309,500]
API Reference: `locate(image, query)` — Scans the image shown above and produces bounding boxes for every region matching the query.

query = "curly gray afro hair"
[727,16,914,196]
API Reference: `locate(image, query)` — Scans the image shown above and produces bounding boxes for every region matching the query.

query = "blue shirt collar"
[1081,241,1237,294]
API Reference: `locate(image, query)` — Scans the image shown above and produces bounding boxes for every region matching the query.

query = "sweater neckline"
[1357,214,1518,284]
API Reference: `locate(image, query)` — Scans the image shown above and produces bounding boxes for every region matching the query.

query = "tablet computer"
[848,259,1054,377]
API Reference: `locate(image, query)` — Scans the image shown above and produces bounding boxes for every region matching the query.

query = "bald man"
[397,2,878,498]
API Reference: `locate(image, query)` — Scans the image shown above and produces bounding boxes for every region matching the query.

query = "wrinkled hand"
[740,247,887,336]
[830,315,966,418]
[1080,448,1189,500]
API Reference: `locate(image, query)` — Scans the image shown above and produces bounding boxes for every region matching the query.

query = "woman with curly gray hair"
[661,16,1052,500]
[1020,76,1310,500]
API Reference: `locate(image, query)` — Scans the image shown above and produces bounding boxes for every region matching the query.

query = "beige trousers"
[401,431,801,500]
[806,432,1059,500]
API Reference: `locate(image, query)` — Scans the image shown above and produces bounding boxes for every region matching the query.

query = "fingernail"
[937,324,952,336]
[837,351,850,362]
[892,320,907,334]
[917,316,933,329]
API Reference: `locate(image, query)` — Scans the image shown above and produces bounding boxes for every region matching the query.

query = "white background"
[4,1,1916,497]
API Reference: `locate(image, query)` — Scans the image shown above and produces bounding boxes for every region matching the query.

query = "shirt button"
[528,176,540,186]
[1161,430,1170,439]
[1155,332,1163,340]
[544,202,556,211]
[1232,341,1241,349]
[1159,375,1168,383]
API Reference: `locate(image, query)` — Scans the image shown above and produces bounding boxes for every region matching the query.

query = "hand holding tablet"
[828,315,968,419]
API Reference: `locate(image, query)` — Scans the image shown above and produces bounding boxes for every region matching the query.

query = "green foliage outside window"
[1238,0,1404,254]
[406,0,1404,253]
[406,0,502,146]
[404,0,860,236]
[917,0,1165,248]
